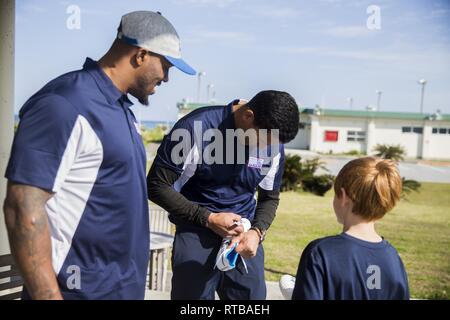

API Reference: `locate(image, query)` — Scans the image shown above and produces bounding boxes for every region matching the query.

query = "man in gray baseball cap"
[118,11,196,76]
[101,10,196,105]
[3,11,194,300]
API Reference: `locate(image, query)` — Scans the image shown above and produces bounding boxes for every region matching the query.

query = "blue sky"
[15,0,450,121]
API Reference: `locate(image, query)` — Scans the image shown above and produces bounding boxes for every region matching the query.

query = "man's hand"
[3,181,63,300]
[207,212,244,238]
[233,230,260,259]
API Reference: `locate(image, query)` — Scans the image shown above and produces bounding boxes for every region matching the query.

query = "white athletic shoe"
[279,274,296,300]
[215,218,251,272]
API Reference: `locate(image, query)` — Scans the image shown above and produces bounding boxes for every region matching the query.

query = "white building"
[286,107,450,160]
[176,101,450,160]
[177,101,211,120]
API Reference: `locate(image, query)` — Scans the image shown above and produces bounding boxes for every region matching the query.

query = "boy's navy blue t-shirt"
[292,233,409,300]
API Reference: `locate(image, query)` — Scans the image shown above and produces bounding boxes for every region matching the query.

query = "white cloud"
[318,0,389,8]
[173,0,238,8]
[322,25,374,38]
[251,6,302,19]
[81,8,112,16]
[184,27,253,45]
[230,3,302,20]
[58,1,111,16]
[430,8,450,18]
[277,46,402,62]
[22,4,47,13]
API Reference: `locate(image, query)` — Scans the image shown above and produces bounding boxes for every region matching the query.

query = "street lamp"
[376,90,382,111]
[207,84,215,103]
[418,79,427,114]
[197,71,206,102]
[347,97,353,110]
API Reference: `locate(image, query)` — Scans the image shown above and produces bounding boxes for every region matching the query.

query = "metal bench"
[0,209,175,297]
[149,207,174,292]
[0,254,23,300]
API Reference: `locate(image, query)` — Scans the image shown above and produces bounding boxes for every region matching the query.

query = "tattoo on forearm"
[4,182,61,300]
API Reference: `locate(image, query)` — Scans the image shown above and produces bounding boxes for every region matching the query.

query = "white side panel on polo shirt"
[45,115,103,274]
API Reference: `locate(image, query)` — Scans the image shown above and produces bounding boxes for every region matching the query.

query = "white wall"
[291,114,450,159]
[423,122,450,159]
[371,120,424,158]
[285,115,311,149]
[312,117,367,154]
[285,127,310,149]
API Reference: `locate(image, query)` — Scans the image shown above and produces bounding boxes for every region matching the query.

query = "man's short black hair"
[246,90,300,144]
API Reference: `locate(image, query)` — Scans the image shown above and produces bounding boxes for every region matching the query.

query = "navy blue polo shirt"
[154,100,285,225]
[5,58,149,300]
[292,233,410,300]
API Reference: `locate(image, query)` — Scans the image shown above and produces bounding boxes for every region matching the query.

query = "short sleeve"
[259,145,285,191]
[5,94,79,193]
[292,242,325,300]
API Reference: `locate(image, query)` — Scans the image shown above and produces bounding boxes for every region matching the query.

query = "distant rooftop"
[177,102,220,110]
[301,108,450,122]
[176,102,450,122]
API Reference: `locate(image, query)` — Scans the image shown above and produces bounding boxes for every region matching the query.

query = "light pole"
[197,71,206,102]
[418,79,427,114]
[211,87,216,102]
[207,84,215,102]
[347,97,353,110]
[376,90,382,111]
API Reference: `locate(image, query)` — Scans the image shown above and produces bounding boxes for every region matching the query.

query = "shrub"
[141,126,166,145]
[281,155,303,191]
[281,155,334,196]
[344,150,364,156]
[373,144,406,162]
[402,178,421,198]
[302,174,335,196]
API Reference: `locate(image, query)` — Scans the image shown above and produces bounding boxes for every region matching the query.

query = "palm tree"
[373,144,421,196]
[281,155,303,191]
[373,144,406,162]
[402,178,421,198]
[281,155,334,195]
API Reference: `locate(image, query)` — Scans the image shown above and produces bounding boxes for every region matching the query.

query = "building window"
[433,128,450,134]
[402,127,412,133]
[347,131,366,142]
[324,130,338,142]
[402,126,423,134]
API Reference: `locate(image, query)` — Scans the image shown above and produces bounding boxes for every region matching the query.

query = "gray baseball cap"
[117,11,196,75]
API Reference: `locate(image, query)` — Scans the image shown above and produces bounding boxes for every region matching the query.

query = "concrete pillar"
[421,121,432,159]
[309,116,319,152]
[0,0,15,256]
[366,119,376,155]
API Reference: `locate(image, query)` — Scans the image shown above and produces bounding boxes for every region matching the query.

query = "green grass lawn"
[264,182,450,299]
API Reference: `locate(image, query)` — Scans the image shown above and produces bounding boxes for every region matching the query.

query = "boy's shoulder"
[305,234,347,251]
[300,235,346,261]
[303,233,400,259]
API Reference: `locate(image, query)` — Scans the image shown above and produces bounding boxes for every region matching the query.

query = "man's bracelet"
[249,226,266,243]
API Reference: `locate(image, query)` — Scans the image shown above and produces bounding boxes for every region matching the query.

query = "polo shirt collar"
[83,57,133,107]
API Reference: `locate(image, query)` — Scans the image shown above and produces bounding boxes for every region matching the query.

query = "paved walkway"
[286,149,450,183]
[145,272,285,300]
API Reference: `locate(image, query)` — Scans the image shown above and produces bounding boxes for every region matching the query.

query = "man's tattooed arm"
[3,181,63,300]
